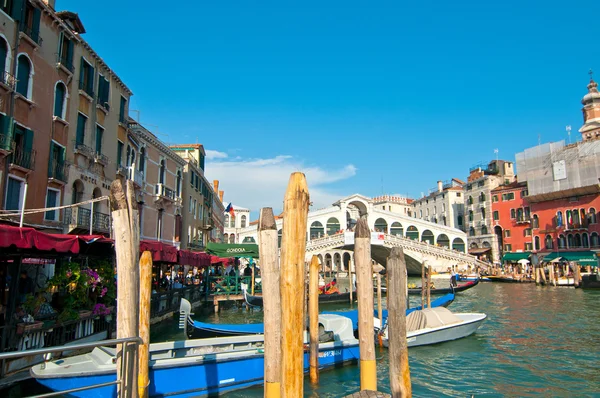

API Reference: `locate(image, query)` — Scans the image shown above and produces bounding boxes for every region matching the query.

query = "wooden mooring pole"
[109,179,140,398]
[309,255,320,384]
[349,269,354,306]
[573,262,580,288]
[280,173,310,398]
[259,208,281,398]
[355,217,377,391]
[388,247,412,397]
[426,265,431,309]
[377,273,383,334]
[138,251,152,398]
[420,262,425,309]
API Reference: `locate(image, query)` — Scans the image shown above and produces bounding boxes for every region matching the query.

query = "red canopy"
[178,250,211,268]
[211,255,234,265]
[0,224,84,254]
[139,240,178,263]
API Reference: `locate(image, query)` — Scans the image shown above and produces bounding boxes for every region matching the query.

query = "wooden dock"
[344,391,391,398]
[211,293,262,312]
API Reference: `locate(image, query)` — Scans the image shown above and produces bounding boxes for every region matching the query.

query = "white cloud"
[205,150,228,160]
[206,153,357,218]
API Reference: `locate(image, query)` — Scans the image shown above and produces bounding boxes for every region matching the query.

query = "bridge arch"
[390,222,403,236]
[333,252,342,271]
[310,221,324,239]
[421,229,434,244]
[437,234,450,248]
[406,226,419,240]
[343,252,351,272]
[324,253,332,273]
[452,237,465,252]
[374,218,388,233]
[326,217,341,235]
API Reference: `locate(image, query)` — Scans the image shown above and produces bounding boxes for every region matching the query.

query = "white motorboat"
[381,307,486,348]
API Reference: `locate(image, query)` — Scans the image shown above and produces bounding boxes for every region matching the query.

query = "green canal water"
[22,282,600,397]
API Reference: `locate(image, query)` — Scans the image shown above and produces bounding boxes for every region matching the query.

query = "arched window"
[390,222,403,236]
[479,192,485,202]
[589,208,597,224]
[591,232,599,247]
[457,215,463,226]
[516,208,524,221]
[545,235,553,249]
[240,215,247,228]
[481,225,488,235]
[310,221,324,239]
[468,210,473,222]
[139,147,146,174]
[574,233,582,248]
[0,37,9,77]
[557,211,563,227]
[532,214,539,229]
[159,159,165,184]
[469,227,475,237]
[567,233,574,248]
[481,207,486,219]
[468,196,473,205]
[53,82,67,119]
[176,170,182,197]
[16,54,33,99]
[558,235,566,249]
[572,209,580,227]
[582,233,590,248]
[534,236,540,251]
[566,210,573,228]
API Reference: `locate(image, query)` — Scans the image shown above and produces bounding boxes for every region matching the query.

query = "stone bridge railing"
[306,233,490,271]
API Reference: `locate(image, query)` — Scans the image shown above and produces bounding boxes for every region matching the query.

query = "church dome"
[582,79,600,105]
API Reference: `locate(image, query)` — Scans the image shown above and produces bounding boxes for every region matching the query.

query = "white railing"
[128,166,144,186]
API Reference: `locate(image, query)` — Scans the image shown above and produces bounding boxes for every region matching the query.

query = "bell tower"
[580,69,600,141]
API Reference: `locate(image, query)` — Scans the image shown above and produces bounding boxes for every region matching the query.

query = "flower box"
[16,321,44,334]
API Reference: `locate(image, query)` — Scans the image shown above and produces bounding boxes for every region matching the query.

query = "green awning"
[502,252,531,262]
[206,242,259,259]
[542,251,598,266]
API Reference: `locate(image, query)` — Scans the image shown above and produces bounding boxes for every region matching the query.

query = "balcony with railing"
[154,183,176,202]
[73,140,94,157]
[10,147,36,170]
[55,53,74,74]
[94,151,109,166]
[19,25,41,46]
[128,166,144,187]
[48,160,69,183]
[64,206,110,233]
[0,70,16,90]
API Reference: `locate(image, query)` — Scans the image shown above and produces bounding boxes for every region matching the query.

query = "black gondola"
[407,278,479,295]
[243,288,354,307]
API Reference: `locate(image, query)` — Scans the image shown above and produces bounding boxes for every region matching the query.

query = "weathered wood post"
[549,263,556,286]
[355,217,377,391]
[420,261,425,309]
[349,269,354,305]
[280,173,310,398]
[540,264,547,285]
[259,208,281,398]
[426,266,431,308]
[138,251,152,398]
[309,255,320,384]
[388,247,412,397]
[251,262,256,296]
[109,179,140,398]
[573,262,580,288]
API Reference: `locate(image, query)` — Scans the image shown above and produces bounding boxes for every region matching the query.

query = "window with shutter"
[54,82,66,118]
[76,113,87,146]
[95,125,104,154]
[45,189,59,221]
[6,177,23,210]
[16,55,31,98]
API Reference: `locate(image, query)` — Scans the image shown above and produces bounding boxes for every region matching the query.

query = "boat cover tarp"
[542,251,598,266]
[407,307,462,332]
[502,252,531,261]
[206,243,259,259]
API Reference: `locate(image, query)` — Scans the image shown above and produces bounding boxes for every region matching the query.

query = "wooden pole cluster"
[355,217,377,391]
[420,262,425,309]
[387,247,412,397]
[109,179,140,398]
[540,264,547,285]
[279,173,310,398]
[138,251,152,398]
[309,255,320,384]
[259,208,281,398]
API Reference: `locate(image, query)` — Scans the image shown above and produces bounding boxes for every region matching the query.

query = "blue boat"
[184,293,455,339]
[31,314,359,397]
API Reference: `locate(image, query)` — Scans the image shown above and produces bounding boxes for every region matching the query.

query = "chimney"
[437,181,443,192]
[219,191,224,202]
[213,179,219,192]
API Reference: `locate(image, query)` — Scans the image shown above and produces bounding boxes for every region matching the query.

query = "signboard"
[552,160,567,181]
[344,232,385,246]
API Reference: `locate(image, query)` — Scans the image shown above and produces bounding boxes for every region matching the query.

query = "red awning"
[211,255,234,265]
[178,250,212,268]
[140,240,178,263]
[0,225,81,254]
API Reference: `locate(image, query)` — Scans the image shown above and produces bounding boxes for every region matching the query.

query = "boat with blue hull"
[184,293,455,339]
[31,314,359,397]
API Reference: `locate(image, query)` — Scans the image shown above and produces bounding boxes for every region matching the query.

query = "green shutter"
[0,114,13,151]
[66,39,74,68]
[95,127,102,154]
[87,65,95,95]
[10,0,24,20]
[32,7,41,43]
[48,141,54,178]
[79,57,85,90]
[24,128,33,152]
[57,32,63,59]
[76,113,85,145]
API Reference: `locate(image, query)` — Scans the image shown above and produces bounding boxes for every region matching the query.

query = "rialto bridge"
[234,194,489,275]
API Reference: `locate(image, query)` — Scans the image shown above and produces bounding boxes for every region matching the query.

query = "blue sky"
[61,0,600,215]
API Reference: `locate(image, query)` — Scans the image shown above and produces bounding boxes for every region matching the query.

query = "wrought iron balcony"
[154,183,176,202]
[55,53,74,74]
[48,160,69,183]
[128,166,144,187]
[64,206,110,233]
[94,152,109,166]
[11,147,36,170]
[74,141,94,157]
